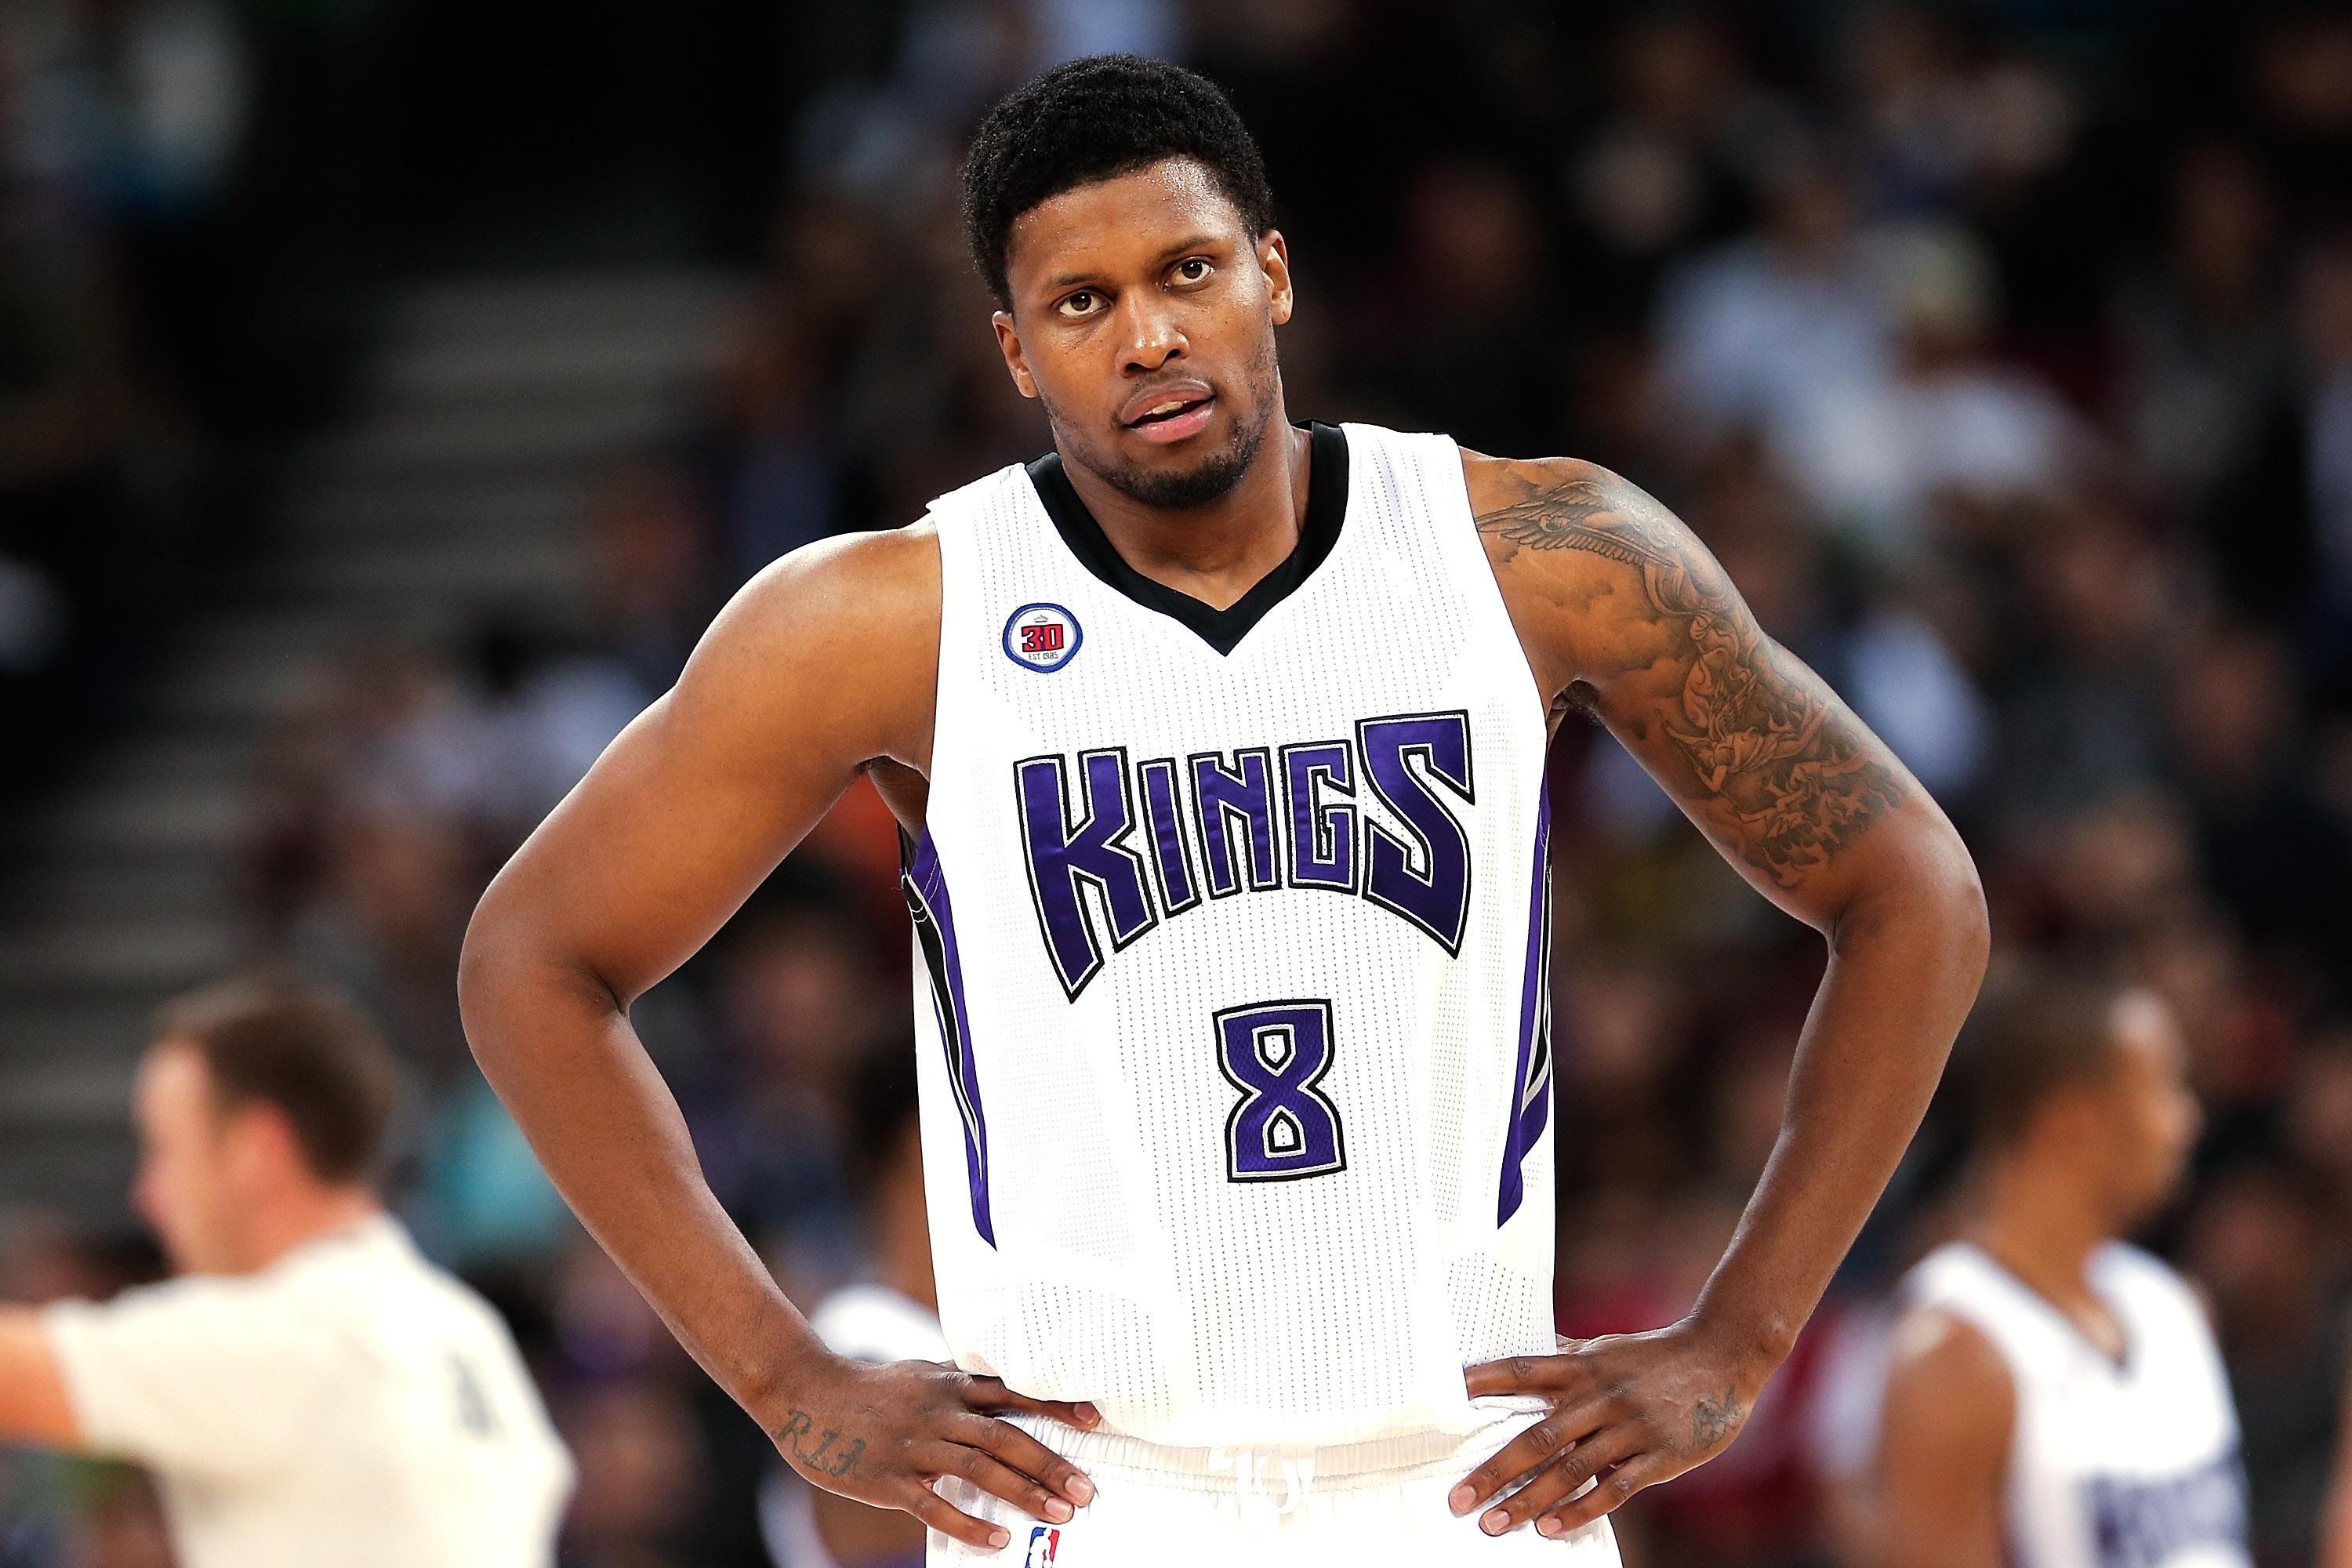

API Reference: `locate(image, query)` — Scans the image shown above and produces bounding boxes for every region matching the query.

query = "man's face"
[993,158,1292,510]
[2091,991,2203,1227]
[130,1042,242,1274]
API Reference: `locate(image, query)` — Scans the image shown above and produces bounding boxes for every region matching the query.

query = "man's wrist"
[737,1341,843,1438]
[1682,1298,1800,1381]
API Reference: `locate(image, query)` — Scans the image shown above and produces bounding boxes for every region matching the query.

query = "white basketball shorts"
[930,1405,1622,1567]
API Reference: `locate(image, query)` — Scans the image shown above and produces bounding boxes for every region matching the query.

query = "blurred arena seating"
[0,272,739,1221]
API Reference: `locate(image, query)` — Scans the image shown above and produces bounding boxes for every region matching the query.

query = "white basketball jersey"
[1900,1242,2250,1568]
[904,422,1555,1448]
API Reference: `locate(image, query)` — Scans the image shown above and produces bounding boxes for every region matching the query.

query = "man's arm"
[1873,1309,2013,1568]
[0,1307,78,1446]
[1450,456,1990,1536]
[459,528,1095,1552]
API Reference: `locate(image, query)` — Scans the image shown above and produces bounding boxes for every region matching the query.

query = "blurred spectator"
[688,877,884,1312]
[1656,148,1895,491]
[2180,1162,2346,1568]
[760,1034,941,1568]
[2302,238,2352,637]
[2168,622,2352,966]
[2116,146,2288,573]
[1561,8,1752,310]
[1385,157,1560,458]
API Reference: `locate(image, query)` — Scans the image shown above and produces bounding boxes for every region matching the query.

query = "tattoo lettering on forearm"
[771,1409,868,1479]
[1689,1386,1742,1454]
[1479,470,1904,885]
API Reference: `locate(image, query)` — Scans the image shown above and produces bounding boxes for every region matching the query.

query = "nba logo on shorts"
[1004,603,1082,673]
[1024,1524,1061,1564]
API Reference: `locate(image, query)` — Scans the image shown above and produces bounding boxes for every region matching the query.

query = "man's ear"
[993,311,1040,399]
[1261,230,1294,328]
[224,1101,311,1192]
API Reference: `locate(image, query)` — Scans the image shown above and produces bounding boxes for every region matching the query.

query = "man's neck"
[1969,1157,2124,1355]
[224,1187,382,1276]
[1058,413,1313,612]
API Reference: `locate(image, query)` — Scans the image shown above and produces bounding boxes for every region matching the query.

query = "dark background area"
[5,1,2352,1565]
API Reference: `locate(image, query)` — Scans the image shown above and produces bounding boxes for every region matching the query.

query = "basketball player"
[0,975,572,1567]
[1868,977,2249,1568]
[458,55,1988,1563]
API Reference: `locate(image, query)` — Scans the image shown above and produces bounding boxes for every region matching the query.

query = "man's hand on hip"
[771,1354,1101,1552]
[1449,1323,1771,1537]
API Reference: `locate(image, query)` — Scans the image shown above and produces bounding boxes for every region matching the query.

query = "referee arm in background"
[0,1306,75,1443]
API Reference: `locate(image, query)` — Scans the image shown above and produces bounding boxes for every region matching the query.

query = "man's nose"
[1118,296,1185,374]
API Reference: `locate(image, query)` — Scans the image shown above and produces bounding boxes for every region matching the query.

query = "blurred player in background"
[0,974,572,1568]
[766,1033,947,1568]
[1867,975,2248,1568]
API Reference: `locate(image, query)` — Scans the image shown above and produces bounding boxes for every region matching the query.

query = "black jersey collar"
[1025,421,1349,657]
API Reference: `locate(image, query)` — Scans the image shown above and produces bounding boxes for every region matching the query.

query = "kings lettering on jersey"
[1014,710,1475,999]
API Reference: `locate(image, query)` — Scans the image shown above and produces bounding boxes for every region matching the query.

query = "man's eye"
[1174,260,1211,284]
[1058,291,1099,318]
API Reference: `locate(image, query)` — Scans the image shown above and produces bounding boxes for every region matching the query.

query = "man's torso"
[905,422,1559,1447]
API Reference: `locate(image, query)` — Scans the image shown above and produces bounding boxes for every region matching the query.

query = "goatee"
[1097,409,1269,510]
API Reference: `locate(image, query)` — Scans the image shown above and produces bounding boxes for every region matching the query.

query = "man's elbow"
[456,884,532,1073]
[1844,818,1991,982]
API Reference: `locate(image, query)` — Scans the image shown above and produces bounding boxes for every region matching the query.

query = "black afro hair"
[960,54,1275,310]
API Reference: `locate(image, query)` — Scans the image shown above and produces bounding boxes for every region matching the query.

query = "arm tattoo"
[1480,468,1904,886]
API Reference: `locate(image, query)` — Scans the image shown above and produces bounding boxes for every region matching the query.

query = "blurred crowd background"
[5,0,2352,1565]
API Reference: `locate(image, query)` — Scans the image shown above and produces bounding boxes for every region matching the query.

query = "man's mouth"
[1123,391,1217,444]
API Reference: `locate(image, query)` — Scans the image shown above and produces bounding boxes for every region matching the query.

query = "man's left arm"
[0,1306,81,1446]
[1450,453,1990,1537]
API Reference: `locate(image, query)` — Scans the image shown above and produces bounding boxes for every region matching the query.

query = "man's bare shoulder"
[1457,448,1685,574]
[668,520,942,771]
[714,519,941,640]
[1454,446,1722,694]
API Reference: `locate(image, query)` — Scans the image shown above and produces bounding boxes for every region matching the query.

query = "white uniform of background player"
[1899,1241,2249,1568]
[906,420,1604,1564]
[45,1214,572,1568]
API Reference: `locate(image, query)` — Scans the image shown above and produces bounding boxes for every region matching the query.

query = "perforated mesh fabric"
[914,423,1556,1446]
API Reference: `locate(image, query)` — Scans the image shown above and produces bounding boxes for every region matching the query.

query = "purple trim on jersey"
[904,831,994,1247]
[1497,780,1553,1226]
[1357,712,1475,953]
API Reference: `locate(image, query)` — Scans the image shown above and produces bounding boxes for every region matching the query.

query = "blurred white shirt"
[44,1214,572,1568]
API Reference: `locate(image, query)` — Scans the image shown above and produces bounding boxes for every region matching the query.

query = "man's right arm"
[1871,1307,2013,1568]
[0,1306,78,1446]
[459,527,1094,1552]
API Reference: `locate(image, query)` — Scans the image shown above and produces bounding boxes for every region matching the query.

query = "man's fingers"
[1473,1429,1642,1536]
[1463,1349,1607,1403]
[957,1413,1098,1507]
[917,1439,1079,1526]
[1461,1353,1572,1400]
[1535,1453,1670,1535]
[1446,1401,1610,1515]
[902,1482,1014,1552]
[967,1377,1102,1431]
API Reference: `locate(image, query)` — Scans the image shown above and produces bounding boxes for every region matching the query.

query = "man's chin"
[1097,415,1265,511]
